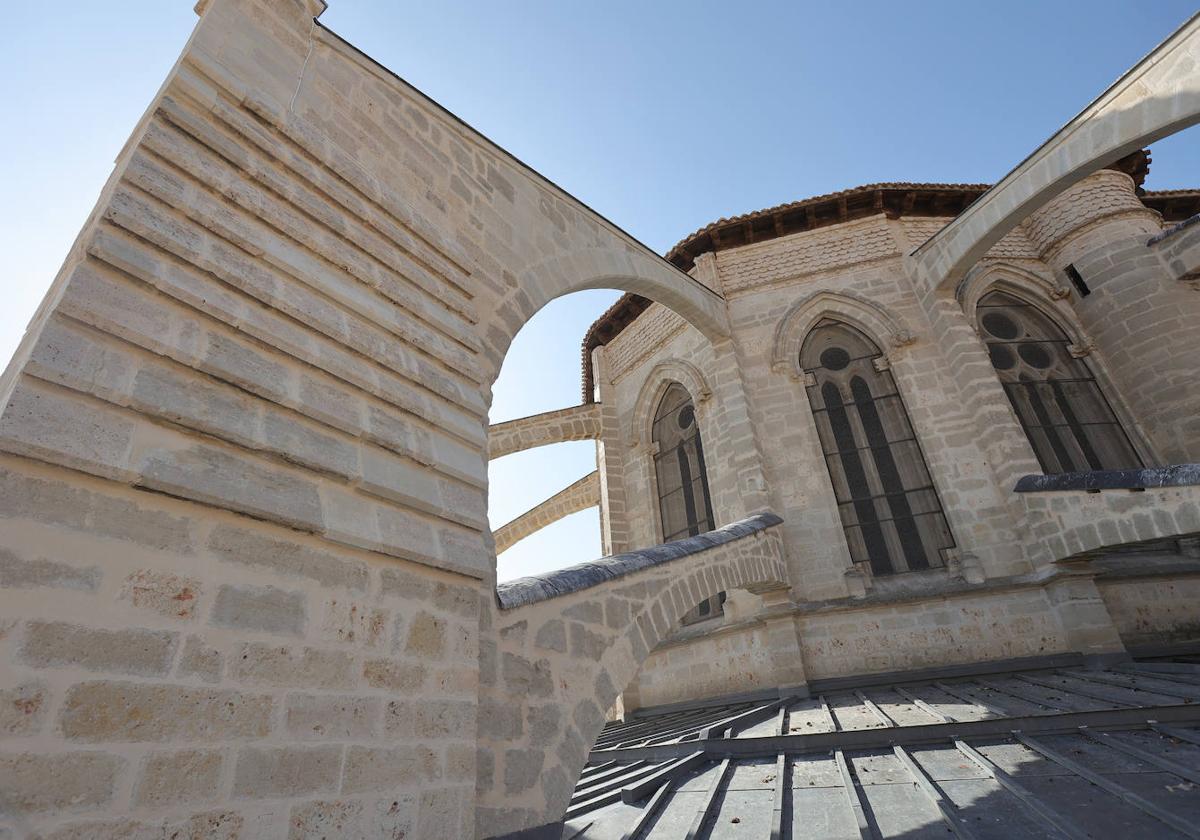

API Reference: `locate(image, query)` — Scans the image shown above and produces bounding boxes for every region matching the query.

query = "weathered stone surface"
[20,622,177,676]
[504,748,545,794]
[228,643,355,689]
[363,658,426,692]
[379,565,433,601]
[477,699,523,739]
[341,745,440,793]
[59,681,273,742]
[569,622,608,661]
[526,704,561,744]
[177,636,222,683]
[0,751,123,813]
[288,798,415,840]
[533,619,567,653]
[37,811,244,840]
[134,749,223,806]
[232,745,342,799]
[0,465,193,552]
[138,443,323,532]
[0,681,48,737]
[211,583,306,636]
[501,652,553,698]
[404,611,446,656]
[119,569,201,620]
[285,694,381,740]
[319,599,387,647]
[432,581,480,618]
[383,699,473,739]
[207,524,370,592]
[0,549,100,592]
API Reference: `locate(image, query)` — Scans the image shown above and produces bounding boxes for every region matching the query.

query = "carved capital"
[1067,341,1096,359]
[890,329,916,347]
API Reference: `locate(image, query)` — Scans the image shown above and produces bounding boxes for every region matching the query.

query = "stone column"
[1023,169,1200,463]
[592,346,632,556]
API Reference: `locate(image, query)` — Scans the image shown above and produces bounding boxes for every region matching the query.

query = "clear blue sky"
[2,2,1196,581]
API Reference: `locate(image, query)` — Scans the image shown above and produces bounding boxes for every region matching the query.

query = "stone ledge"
[1148,211,1200,245]
[1013,463,1200,493]
[495,512,782,610]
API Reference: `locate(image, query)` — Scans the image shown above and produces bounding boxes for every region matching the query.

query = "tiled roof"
[561,658,1200,838]
[579,163,1199,403]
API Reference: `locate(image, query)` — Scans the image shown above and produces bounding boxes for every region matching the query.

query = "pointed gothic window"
[653,383,715,543]
[802,320,954,576]
[977,291,1141,474]
[652,383,723,624]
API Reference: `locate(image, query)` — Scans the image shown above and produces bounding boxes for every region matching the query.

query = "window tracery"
[802,319,954,576]
[977,291,1141,473]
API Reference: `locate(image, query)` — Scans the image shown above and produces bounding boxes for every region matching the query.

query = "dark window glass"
[653,383,723,624]
[653,383,715,543]
[802,320,954,576]
[977,291,1141,474]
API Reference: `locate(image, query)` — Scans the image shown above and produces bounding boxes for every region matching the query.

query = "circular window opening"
[820,347,851,371]
[1018,343,1053,369]
[677,405,695,429]
[981,312,1020,340]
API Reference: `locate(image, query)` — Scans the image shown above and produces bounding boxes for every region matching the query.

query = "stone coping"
[495,512,782,609]
[1013,463,1200,493]
[1148,211,1200,245]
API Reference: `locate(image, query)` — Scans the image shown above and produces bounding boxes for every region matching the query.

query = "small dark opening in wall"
[1065,264,1091,297]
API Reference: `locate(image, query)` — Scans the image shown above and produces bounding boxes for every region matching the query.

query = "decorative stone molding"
[770,289,917,379]
[627,358,713,447]
[957,261,1095,350]
[943,548,985,585]
[1021,170,1155,259]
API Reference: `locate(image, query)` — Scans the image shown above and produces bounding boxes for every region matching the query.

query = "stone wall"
[1098,574,1200,650]
[0,456,484,838]
[603,179,1200,711]
[633,619,786,708]
[482,515,789,835]
[1050,177,1200,464]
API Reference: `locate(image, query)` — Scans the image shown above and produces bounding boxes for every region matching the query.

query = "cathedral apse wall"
[605,171,1200,709]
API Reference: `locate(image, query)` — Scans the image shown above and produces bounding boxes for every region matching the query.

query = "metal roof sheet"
[562,659,1200,839]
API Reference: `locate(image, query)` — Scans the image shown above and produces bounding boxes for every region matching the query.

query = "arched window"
[652,383,715,543]
[977,291,1141,474]
[652,383,721,624]
[802,320,954,576]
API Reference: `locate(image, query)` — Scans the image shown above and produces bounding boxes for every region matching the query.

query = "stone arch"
[771,289,916,378]
[912,13,1200,290]
[481,248,729,387]
[628,358,713,447]
[484,514,788,836]
[958,262,1087,347]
